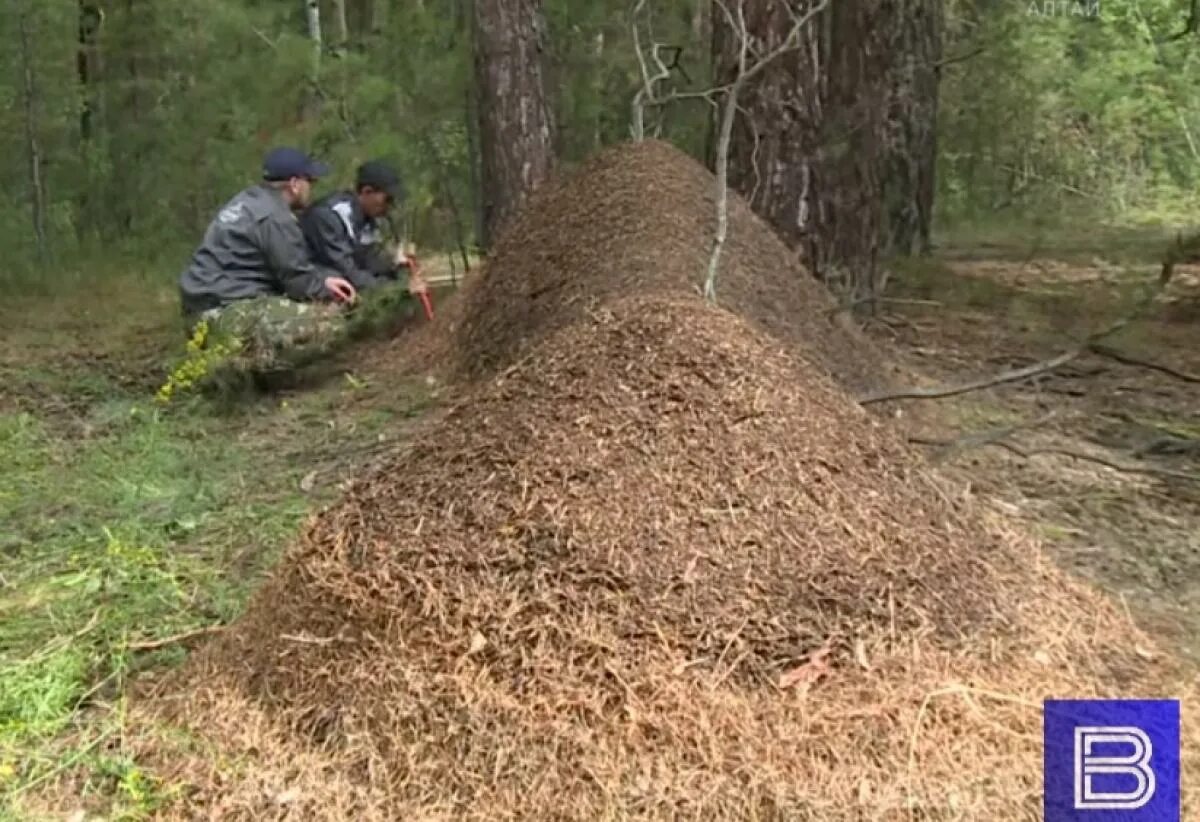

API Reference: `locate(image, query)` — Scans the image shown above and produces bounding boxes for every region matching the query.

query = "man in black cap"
[175,147,360,376]
[300,159,427,296]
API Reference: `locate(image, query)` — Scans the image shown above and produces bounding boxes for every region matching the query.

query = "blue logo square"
[1044,699,1180,821]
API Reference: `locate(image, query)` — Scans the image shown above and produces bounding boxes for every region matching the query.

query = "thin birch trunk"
[18,7,49,262]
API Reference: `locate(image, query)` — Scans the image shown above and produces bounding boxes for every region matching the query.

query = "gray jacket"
[179,184,335,315]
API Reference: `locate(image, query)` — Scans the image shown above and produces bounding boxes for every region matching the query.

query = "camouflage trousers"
[186,296,348,374]
[183,283,417,375]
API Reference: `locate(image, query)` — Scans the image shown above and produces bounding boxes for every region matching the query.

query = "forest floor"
[0,238,1197,818]
[884,237,1200,665]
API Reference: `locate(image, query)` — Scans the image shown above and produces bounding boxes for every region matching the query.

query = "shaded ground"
[878,246,1200,663]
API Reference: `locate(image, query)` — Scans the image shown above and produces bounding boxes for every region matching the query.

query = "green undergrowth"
[932,216,1187,266]
[0,272,442,819]
[886,243,1169,348]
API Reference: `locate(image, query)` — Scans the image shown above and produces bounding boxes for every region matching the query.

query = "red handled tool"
[398,242,435,321]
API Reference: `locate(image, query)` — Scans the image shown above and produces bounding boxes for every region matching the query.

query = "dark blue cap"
[356,160,404,201]
[262,146,330,181]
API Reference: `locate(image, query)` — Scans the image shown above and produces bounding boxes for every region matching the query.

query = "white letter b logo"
[1074,726,1156,810]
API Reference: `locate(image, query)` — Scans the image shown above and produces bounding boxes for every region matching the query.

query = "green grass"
[0,408,313,817]
[0,272,439,819]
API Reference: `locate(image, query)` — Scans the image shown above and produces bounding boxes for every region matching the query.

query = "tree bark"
[881,0,942,256]
[471,0,556,249]
[330,0,349,49]
[692,0,707,41]
[77,2,104,143]
[368,0,386,35]
[465,84,484,248]
[306,0,322,60]
[18,7,49,262]
[301,0,323,122]
[712,0,898,304]
[593,30,605,150]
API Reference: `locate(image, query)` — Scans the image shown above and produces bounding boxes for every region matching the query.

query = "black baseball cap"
[262,146,330,181]
[356,160,404,201]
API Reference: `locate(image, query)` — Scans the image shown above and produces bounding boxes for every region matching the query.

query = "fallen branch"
[1134,436,1200,457]
[1087,343,1200,384]
[859,348,1081,405]
[989,442,1199,483]
[908,413,1060,464]
[127,623,225,652]
[913,435,1200,483]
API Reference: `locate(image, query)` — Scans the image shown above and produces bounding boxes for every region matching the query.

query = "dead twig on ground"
[860,348,1083,405]
[908,413,1060,464]
[1087,343,1200,384]
[127,624,225,652]
[912,435,1200,483]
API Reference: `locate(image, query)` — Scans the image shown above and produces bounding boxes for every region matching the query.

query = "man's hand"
[404,253,428,295]
[407,269,429,296]
[324,276,357,304]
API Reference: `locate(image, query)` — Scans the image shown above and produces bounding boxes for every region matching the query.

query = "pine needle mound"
[132,296,1195,820]
[452,139,896,395]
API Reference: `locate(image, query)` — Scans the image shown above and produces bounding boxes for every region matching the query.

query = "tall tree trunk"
[465,85,485,249]
[306,0,322,61]
[18,7,49,262]
[368,0,387,34]
[331,0,349,49]
[593,30,605,150]
[471,0,556,249]
[77,1,104,240]
[77,2,103,143]
[711,2,825,269]
[881,0,942,256]
[126,0,141,127]
[302,0,323,121]
[713,0,896,304]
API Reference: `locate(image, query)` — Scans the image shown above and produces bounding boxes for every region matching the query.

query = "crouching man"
[178,147,358,373]
[299,160,428,328]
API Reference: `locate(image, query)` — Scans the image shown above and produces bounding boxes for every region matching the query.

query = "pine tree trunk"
[593,30,605,150]
[712,0,897,304]
[369,0,386,34]
[331,0,349,49]
[77,1,104,240]
[302,0,323,121]
[77,2,103,143]
[471,0,555,248]
[306,0,322,62]
[18,7,49,262]
[465,84,484,249]
[711,2,827,271]
[881,0,942,257]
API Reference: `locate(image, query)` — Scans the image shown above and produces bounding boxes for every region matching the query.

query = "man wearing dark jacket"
[299,160,426,296]
[176,147,358,372]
